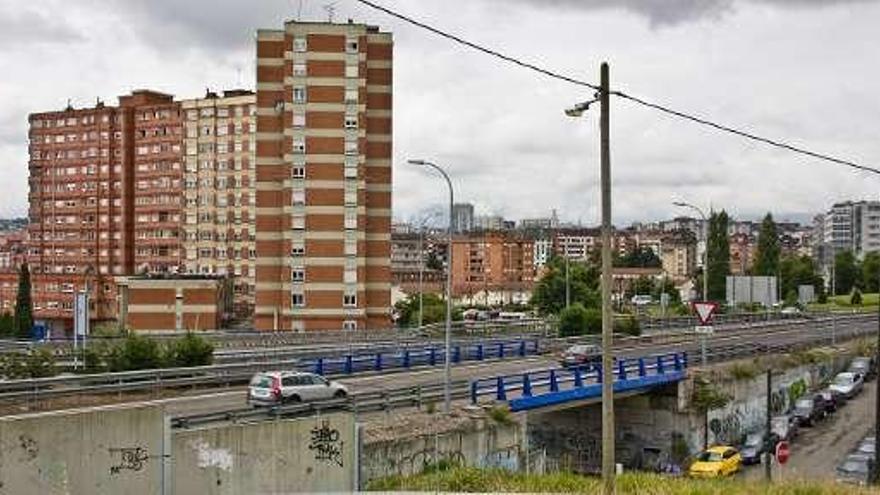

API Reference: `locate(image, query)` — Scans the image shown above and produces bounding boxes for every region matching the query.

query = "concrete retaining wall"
[362,416,524,484]
[0,403,168,495]
[172,412,355,494]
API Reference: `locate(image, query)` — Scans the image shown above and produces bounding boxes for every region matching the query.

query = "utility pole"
[765,368,772,482]
[599,61,616,495]
[874,269,880,485]
[565,255,570,308]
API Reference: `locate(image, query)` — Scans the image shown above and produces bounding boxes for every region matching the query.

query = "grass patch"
[487,405,516,426]
[726,361,761,381]
[365,467,877,493]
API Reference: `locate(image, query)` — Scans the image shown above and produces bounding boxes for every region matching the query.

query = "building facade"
[180,90,257,315]
[254,21,393,331]
[449,232,534,302]
[451,203,474,233]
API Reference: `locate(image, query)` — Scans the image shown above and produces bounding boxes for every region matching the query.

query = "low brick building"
[116,275,232,332]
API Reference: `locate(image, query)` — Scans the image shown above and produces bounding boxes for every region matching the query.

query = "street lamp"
[673,201,710,367]
[408,159,454,413]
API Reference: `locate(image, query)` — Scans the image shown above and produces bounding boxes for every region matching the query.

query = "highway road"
[160,315,876,418]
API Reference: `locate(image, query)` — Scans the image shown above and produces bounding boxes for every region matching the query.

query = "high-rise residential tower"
[254,21,393,331]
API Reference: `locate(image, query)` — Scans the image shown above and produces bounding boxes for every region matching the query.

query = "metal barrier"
[469,351,688,411]
[0,338,539,405]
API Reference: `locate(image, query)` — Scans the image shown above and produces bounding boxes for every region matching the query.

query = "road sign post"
[692,302,718,366]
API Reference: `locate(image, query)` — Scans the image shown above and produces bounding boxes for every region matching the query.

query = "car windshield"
[795,399,813,409]
[744,435,762,447]
[697,451,724,462]
[834,374,853,385]
[250,374,272,388]
[840,460,869,474]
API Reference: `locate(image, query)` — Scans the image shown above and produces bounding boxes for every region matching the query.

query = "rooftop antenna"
[297,0,304,20]
[323,1,338,22]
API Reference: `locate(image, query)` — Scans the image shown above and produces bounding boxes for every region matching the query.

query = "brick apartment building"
[450,232,534,303]
[253,21,393,331]
[180,90,257,315]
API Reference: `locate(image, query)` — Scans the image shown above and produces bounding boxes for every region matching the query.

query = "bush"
[0,348,56,379]
[817,291,828,304]
[727,362,759,380]
[487,405,515,426]
[558,304,601,337]
[851,288,863,305]
[107,334,164,371]
[614,315,641,336]
[165,332,214,368]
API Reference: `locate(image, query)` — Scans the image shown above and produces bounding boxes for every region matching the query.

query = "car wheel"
[284,394,301,404]
[334,389,347,399]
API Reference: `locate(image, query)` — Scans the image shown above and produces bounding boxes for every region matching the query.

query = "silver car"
[829,372,864,400]
[248,371,348,407]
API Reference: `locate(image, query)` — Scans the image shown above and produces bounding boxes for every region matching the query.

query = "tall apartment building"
[451,203,474,233]
[180,90,257,314]
[450,232,534,302]
[817,201,880,271]
[254,21,393,331]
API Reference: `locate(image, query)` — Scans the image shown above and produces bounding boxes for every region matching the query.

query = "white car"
[829,371,864,400]
[248,371,348,406]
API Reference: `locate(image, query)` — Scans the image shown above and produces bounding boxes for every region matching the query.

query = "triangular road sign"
[692,301,718,325]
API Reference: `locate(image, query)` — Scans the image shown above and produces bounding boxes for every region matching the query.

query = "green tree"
[557,303,601,337]
[752,213,780,276]
[834,250,859,295]
[531,256,600,315]
[653,278,682,305]
[13,263,33,340]
[394,293,462,327]
[0,312,14,337]
[706,211,731,301]
[778,254,824,303]
[614,246,661,268]
[625,276,655,299]
[107,334,164,371]
[861,252,880,293]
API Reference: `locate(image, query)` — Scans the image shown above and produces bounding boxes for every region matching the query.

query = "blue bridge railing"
[300,338,540,377]
[470,351,688,411]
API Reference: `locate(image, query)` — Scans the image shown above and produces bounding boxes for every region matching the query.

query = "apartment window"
[292,166,305,179]
[344,182,357,205]
[293,62,307,77]
[292,215,305,230]
[344,89,358,103]
[291,292,305,307]
[343,293,357,307]
[342,320,357,331]
[293,87,307,103]
[293,37,307,52]
[345,208,357,229]
[346,38,358,53]
[344,117,358,129]
[292,189,305,206]
[344,140,358,155]
[345,233,357,255]
[292,140,305,154]
[345,65,358,78]
[217,108,229,118]
[291,245,305,257]
[293,113,305,128]
[291,268,305,282]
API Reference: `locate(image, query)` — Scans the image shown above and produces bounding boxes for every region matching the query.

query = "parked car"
[771,414,799,442]
[631,295,653,306]
[689,446,742,478]
[780,306,801,315]
[793,394,827,426]
[818,389,840,414]
[558,344,603,367]
[248,371,348,407]
[849,357,876,381]
[837,454,873,486]
[856,439,876,459]
[740,431,780,465]
[830,371,864,400]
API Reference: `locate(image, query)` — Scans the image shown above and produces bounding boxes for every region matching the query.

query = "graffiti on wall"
[308,420,344,467]
[109,447,150,475]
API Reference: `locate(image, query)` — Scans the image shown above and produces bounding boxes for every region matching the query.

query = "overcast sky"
[1,0,878,226]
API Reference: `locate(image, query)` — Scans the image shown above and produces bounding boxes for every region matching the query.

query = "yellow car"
[688,446,742,478]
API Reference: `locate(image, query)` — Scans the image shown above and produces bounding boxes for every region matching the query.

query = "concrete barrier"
[0,403,168,495]
[173,412,355,494]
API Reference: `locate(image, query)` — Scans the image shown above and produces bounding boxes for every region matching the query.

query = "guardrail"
[470,352,688,411]
[0,337,539,406]
[170,379,473,428]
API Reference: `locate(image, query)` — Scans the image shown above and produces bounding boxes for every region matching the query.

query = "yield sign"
[692,301,718,325]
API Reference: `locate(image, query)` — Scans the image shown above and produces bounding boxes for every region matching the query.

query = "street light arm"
[672,201,707,221]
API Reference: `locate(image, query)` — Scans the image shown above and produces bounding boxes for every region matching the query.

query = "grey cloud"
[0,7,85,47]
[511,0,877,26]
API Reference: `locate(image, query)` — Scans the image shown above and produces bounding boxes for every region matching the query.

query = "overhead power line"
[351,0,880,176]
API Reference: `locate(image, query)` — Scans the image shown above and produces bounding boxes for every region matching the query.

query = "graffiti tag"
[109,447,150,475]
[308,420,344,467]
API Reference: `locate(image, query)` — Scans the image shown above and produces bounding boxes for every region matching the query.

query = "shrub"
[851,288,863,305]
[614,315,641,336]
[0,348,56,379]
[107,334,164,371]
[727,362,759,381]
[164,332,214,368]
[487,405,515,426]
[558,304,589,337]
